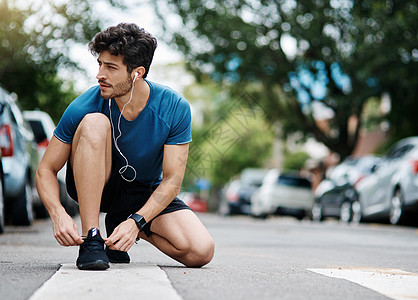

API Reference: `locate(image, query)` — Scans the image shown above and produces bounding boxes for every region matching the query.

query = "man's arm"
[35,136,84,246]
[105,143,189,251]
[139,143,189,220]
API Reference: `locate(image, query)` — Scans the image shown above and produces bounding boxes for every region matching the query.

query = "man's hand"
[105,219,139,252]
[52,212,84,246]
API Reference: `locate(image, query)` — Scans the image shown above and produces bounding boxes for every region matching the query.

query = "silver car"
[251,169,314,220]
[312,155,381,223]
[23,110,78,217]
[0,87,39,226]
[354,137,418,224]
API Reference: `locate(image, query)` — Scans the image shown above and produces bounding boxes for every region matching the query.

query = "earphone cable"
[108,77,137,182]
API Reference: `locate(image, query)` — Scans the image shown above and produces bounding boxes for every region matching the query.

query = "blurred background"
[0,0,417,230]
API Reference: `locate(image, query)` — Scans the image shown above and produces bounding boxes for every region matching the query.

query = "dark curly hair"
[88,23,157,78]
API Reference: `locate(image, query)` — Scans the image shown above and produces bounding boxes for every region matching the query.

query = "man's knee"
[184,237,215,268]
[77,113,111,145]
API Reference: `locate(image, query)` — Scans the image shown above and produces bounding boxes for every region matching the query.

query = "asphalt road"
[1,213,418,300]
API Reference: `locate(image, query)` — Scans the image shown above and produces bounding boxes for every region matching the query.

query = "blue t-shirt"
[54,80,192,185]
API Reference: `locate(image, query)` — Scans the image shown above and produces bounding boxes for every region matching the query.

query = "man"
[35,23,214,270]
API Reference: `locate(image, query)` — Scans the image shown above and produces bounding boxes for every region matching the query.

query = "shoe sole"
[77,260,110,270]
[108,258,130,264]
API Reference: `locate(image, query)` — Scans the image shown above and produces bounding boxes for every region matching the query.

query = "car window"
[399,145,414,157]
[0,103,6,127]
[386,144,414,160]
[27,120,47,143]
[9,101,25,127]
[277,175,311,188]
[9,105,18,125]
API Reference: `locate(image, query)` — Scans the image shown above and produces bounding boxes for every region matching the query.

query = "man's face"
[96,51,132,100]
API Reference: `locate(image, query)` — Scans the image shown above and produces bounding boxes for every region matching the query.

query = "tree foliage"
[153,0,418,159]
[0,0,117,121]
[181,80,274,187]
[282,151,310,172]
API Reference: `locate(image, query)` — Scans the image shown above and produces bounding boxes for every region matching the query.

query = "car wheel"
[12,179,34,226]
[0,176,4,234]
[59,182,78,217]
[311,203,323,221]
[296,211,306,221]
[389,189,404,225]
[351,200,362,224]
[64,199,79,217]
[34,202,49,219]
[218,200,231,216]
[252,213,268,219]
[339,201,352,223]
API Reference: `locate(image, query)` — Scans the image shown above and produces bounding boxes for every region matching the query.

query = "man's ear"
[133,67,146,79]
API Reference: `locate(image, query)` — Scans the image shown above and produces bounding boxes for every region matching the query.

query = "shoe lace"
[83,237,104,252]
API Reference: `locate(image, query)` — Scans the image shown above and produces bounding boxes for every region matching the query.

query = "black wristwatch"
[128,213,147,231]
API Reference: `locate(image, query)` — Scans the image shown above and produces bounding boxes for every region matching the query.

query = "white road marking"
[308,267,418,300]
[29,263,182,300]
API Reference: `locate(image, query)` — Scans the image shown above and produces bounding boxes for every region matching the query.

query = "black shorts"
[65,159,190,237]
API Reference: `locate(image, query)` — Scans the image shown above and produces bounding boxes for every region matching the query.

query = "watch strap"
[128,213,147,231]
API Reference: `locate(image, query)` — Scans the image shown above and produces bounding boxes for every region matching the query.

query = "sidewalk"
[28,213,183,300]
[30,263,182,300]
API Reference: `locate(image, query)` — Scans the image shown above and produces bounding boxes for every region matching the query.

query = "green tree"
[0,0,119,121]
[182,79,274,188]
[153,0,418,159]
[282,151,310,172]
[351,1,418,141]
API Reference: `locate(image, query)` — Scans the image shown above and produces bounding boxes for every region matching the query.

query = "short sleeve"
[53,106,78,144]
[165,97,192,145]
[54,86,104,144]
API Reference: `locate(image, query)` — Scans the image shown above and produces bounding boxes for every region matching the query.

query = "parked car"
[312,155,381,223]
[178,192,208,213]
[0,87,39,226]
[23,110,78,217]
[251,169,314,220]
[219,168,268,216]
[354,137,418,225]
[0,151,4,233]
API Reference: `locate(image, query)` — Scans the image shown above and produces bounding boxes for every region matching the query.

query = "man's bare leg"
[139,209,215,267]
[70,113,112,236]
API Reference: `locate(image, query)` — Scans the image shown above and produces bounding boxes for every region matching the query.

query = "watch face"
[130,214,146,230]
[131,214,142,222]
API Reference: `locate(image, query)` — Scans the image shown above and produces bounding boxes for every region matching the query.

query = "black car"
[312,155,381,223]
[219,168,268,215]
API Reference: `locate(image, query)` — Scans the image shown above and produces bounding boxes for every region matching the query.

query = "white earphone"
[108,71,139,182]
